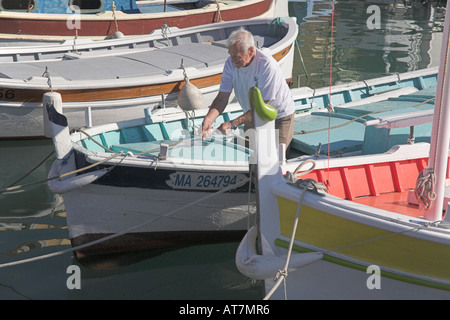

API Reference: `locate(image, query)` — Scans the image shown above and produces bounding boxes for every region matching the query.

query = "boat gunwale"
[0,16,292,57]
[0,17,297,97]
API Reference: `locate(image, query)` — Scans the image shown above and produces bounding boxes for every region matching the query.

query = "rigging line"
[0,150,55,195]
[294,96,435,135]
[0,152,125,194]
[431,22,450,169]
[325,220,440,256]
[79,128,184,157]
[326,0,336,187]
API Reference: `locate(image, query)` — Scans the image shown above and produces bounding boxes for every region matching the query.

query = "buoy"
[177,79,203,110]
[112,31,124,39]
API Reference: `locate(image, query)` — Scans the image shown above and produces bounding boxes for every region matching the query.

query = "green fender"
[248,87,277,122]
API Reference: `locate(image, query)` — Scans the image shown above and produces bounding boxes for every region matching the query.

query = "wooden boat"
[0,17,297,140]
[44,67,438,260]
[235,9,450,300]
[0,0,280,42]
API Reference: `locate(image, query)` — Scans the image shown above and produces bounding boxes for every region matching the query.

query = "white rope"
[285,159,316,182]
[0,150,54,195]
[214,0,222,23]
[111,1,119,33]
[0,176,250,269]
[264,160,325,299]
[263,180,313,300]
[0,151,125,195]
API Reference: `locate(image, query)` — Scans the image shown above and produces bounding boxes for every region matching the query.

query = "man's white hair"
[226,27,255,52]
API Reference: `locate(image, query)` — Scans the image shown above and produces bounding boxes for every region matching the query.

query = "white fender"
[177,79,203,110]
[235,226,323,280]
[47,160,108,194]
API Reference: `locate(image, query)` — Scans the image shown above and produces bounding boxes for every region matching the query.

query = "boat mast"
[423,6,450,221]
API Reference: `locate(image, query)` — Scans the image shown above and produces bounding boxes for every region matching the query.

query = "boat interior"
[298,154,444,218]
[77,108,251,162]
[74,70,443,218]
[292,86,436,157]
[0,23,284,80]
[290,86,445,219]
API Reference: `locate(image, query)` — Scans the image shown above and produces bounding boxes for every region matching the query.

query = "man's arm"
[220,99,270,131]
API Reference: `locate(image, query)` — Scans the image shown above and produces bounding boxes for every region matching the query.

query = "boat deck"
[77,107,251,163]
[353,190,424,218]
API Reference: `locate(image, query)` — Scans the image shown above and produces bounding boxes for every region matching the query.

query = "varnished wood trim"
[0,45,293,103]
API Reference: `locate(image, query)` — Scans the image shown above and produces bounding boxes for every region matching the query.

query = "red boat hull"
[0,0,273,39]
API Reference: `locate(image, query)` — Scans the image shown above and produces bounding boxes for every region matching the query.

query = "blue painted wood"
[293,85,436,156]
[83,71,439,160]
[33,0,139,14]
[143,123,165,142]
[111,138,250,161]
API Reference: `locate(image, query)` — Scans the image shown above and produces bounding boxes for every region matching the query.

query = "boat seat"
[292,86,436,156]
[361,104,434,155]
[111,140,172,157]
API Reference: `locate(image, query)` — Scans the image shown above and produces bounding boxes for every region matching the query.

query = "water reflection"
[291,0,446,88]
[0,0,447,299]
[4,238,71,256]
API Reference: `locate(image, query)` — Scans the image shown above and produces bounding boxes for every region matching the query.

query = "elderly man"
[201,27,295,151]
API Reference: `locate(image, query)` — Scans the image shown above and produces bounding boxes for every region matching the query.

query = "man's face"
[228,43,255,68]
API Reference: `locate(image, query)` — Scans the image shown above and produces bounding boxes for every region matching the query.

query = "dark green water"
[0,0,445,300]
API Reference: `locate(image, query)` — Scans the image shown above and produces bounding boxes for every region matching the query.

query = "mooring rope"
[263,179,313,300]
[0,150,54,195]
[0,125,255,268]
[415,168,437,209]
[213,0,223,23]
[261,160,326,300]
[0,151,125,195]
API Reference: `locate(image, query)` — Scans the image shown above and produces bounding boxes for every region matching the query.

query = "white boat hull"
[0,84,222,139]
[62,182,255,256]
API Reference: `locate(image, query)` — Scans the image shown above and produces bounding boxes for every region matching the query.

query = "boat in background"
[0,0,281,43]
[45,91,254,260]
[43,66,439,260]
[0,17,298,140]
[235,8,450,300]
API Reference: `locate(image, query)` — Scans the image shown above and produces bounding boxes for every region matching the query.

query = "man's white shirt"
[219,48,295,119]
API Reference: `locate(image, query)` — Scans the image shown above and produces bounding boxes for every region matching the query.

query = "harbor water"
[0,0,446,300]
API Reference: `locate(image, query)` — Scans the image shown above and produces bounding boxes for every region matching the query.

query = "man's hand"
[200,91,231,139]
[201,117,214,139]
[217,121,233,135]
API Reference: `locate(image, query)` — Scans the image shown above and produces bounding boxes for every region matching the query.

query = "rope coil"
[415,168,437,209]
